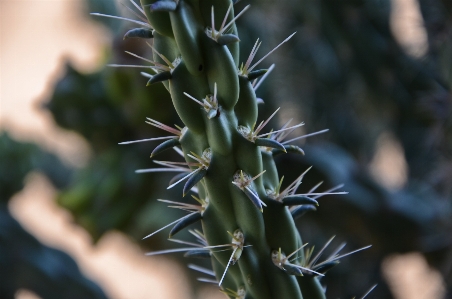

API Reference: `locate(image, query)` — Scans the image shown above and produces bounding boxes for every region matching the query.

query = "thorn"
[90,13,151,27]
[118,135,174,145]
[151,138,180,157]
[145,0,177,12]
[147,70,172,85]
[291,205,317,220]
[169,212,203,238]
[282,195,319,207]
[183,168,208,196]
[255,138,286,152]
[247,69,267,81]
[142,212,197,240]
[124,28,154,39]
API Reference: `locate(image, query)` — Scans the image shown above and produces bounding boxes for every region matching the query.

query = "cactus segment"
[282,195,319,207]
[140,0,174,36]
[169,212,202,237]
[109,1,369,298]
[170,1,204,75]
[124,28,154,39]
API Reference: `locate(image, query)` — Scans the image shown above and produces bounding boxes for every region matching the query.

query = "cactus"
[93,1,372,298]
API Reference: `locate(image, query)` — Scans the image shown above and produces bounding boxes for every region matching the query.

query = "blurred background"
[0,0,451,298]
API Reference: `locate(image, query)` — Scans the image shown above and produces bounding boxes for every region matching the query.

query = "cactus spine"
[101,0,371,298]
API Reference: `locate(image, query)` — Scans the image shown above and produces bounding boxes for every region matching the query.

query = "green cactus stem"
[93,0,373,298]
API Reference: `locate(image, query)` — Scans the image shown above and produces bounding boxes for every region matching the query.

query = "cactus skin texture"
[112,0,362,298]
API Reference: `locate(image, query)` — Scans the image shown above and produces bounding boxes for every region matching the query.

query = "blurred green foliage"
[0,132,107,299]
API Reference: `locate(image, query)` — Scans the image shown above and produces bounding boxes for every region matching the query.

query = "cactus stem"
[118,135,175,145]
[184,83,219,119]
[90,13,151,27]
[142,212,198,240]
